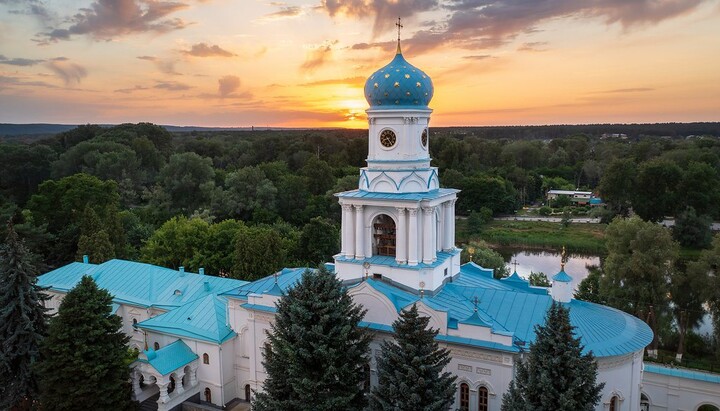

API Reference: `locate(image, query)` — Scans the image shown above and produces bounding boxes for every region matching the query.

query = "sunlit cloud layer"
[0,0,718,128]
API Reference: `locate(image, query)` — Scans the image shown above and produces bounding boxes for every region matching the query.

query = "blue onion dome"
[364,50,434,109]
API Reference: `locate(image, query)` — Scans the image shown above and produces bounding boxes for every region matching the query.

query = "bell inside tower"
[372,214,396,257]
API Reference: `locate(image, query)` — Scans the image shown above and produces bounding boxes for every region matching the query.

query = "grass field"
[457,219,608,254]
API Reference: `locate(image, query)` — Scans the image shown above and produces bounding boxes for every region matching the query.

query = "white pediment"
[348,281,399,327]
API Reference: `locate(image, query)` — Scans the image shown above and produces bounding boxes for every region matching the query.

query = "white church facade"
[37,45,720,411]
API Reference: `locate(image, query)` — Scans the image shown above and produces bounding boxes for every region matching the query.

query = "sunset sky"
[1,0,719,128]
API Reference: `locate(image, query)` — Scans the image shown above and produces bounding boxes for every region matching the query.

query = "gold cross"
[511,260,519,272]
[473,296,479,312]
[396,17,403,54]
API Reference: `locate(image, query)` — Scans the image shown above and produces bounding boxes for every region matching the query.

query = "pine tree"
[0,222,48,410]
[76,205,115,263]
[36,275,133,411]
[253,267,372,411]
[501,301,604,411]
[369,304,456,411]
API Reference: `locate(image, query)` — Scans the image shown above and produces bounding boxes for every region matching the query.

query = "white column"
[174,371,185,394]
[341,204,355,258]
[354,205,365,259]
[395,207,407,264]
[131,370,142,397]
[408,208,419,266]
[443,201,453,250]
[189,363,198,387]
[157,377,170,404]
[423,206,435,264]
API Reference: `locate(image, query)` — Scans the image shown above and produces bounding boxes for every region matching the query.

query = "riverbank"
[457,219,608,255]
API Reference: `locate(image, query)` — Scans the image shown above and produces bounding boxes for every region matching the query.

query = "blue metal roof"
[138,294,236,344]
[140,339,198,375]
[364,51,434,109]
[221,267,309,299]
[38,259,247,310]
[644,364,720,384]
[552,270,573,283]
[336,188,458,202]
[335,249,460,270]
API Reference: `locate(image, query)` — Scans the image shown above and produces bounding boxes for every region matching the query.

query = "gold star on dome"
[393,81,400,87]
[384,92,389,96]
[422,75,426,79]
[374,83,379,88]
[384,73,390,78]
[404,74,410,79]
[406,91,411,96]
[416,82,421,87]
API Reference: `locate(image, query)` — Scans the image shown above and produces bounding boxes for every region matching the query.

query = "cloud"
[595,87,655,94]
[38,0,189,42]
[261,5,304,21]
[0,74,59,90]
[517,41,548,52]
[45,60,87,85]
[218,75,240,97]
[337,0,710,54]
[154,80,191,91]
[114,85,151,93]
[320,0,438,37]
[299,76,365,86]
[137,55,180,75]
[463,54,493,60]
[182,43,235,57]
[300,40,337,72]
[0,54,45,66]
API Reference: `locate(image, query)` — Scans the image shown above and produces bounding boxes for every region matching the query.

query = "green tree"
[301,156,336,195]
[686,235,720,359]
[461,241,509,279]
[501,302,604,411]
[633,159,682,222]
[369,304,456,411]
[669,264,707,361]
[0,222,48,411]
[679,161,720,218]
[672,207,712,249]
[233,225,288,280]
[156,152,215,215]
[36,276,132,411]
[141,216,211,271]
[466,208,493,236]
[215,166,277,220]
[253,267,372,411]
[76,206,115,263]
[574,267,604,304]
[597,159,636,216]
[528,272,550,287]
[298,217,339,265]
[193,219,245,277]
[600,217,677,355]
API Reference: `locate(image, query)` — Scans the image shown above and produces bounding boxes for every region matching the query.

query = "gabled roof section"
[38,259,247,309]
[141,339,198,375]
[138,294,235,344]
[552,270,573,283]
[222,267,309,300]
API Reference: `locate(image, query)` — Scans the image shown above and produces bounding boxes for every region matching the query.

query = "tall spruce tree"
[253,267,372,411]
[369,304,456,411]
[501,302,604,411]
[36,275,133,411]
[0,222,48,410]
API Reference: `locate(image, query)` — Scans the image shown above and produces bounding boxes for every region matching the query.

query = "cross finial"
[473,296,479,312]
[273,271,279,284]
[560,246,567,271]
[396,17,403,54]
[511,260,519,273]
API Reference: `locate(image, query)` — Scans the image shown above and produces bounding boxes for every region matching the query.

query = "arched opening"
[609,396,618,411]
[699,405,720,411]
[459,383,469,411]
[203,353,210,365]
[640,393,650,411]
[168,376,176,394]
[183,366,192,387]
[245,384,251,402]
[132,318,138,329]
[372,214,396,257]
[154,342,160,351]
[478,386,488,411]
[204,387,212,403]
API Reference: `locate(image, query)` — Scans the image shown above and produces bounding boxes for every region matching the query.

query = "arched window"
[478,386,489,411]
[203,353,210,364]
[459,383,470,411]
[609,396,618,411]
[204,387,212,403]
[168,376,175,394]
[640,393,650,411]
[245,384,251,402]
[372,214,396,257]
[698,406,720,411]
[132,318,138,329]
[154,342,160,351]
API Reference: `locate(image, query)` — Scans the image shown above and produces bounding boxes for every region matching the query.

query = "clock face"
[380,129,397,148]
[421,129,428,148]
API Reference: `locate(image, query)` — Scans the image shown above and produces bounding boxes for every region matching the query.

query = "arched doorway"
[204,387,212,403]
[372,214,396,257]
[640,393,650,411]
[698,405,720,411]
[609,396,618,411]
[245,384,251,402]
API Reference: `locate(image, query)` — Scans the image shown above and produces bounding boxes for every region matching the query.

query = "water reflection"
[495,248,601,291]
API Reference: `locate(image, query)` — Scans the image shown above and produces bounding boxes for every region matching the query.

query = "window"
[245,384,251,402]
[154,342,160,351]
[640,393,650,411]
[609,396,618,411]
[459,383,469,411]
[203,353,210,364]
[478,386,488,411]
[132,318,138,329]
[204,387,212,403]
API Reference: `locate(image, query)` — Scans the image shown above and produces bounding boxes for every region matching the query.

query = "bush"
[538,206,551,216]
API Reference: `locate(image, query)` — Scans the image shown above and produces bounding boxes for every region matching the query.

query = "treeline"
[2,122,720,277]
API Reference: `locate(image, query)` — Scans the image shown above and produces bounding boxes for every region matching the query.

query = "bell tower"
[334,28,460,293]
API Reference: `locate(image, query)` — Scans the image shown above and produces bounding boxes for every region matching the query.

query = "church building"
[37,40,720,411]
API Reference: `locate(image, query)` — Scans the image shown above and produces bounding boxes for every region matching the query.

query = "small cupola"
[551,247,573,303]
